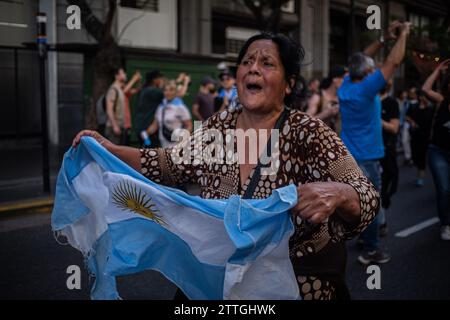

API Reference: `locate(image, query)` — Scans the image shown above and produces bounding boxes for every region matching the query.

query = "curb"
[0,197,54,215]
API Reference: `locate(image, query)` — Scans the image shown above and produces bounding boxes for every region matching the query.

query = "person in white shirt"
[145,80,192,148]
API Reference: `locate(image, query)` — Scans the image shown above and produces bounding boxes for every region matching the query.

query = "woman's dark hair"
[236,32,305,109]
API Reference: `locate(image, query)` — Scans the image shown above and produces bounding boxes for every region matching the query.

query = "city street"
[0,163,449,300]
[1,0,450,304]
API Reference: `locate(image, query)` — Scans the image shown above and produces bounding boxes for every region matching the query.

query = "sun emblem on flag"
[112,181,166,226]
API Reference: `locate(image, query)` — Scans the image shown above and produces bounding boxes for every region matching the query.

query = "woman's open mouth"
[246,83,263,94]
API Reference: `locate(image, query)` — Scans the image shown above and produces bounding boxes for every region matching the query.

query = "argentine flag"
[52,137,300,300]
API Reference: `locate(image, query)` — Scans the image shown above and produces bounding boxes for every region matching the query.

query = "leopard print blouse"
[140,104,379,300]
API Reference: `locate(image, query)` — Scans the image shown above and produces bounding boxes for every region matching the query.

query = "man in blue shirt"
[339,21,411,265]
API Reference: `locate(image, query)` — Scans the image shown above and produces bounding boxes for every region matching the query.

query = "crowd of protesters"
[97,66,238,150]
[300,21,450,250]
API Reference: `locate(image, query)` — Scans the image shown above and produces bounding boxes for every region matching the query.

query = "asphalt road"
[346,164,450,299]
[0,164,449,300]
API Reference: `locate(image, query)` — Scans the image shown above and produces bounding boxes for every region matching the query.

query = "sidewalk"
[0,140,65,214]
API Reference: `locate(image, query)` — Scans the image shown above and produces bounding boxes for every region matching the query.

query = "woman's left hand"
[291,182,344,225]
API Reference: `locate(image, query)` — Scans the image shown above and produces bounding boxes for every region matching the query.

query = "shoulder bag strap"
[243,108,290,199]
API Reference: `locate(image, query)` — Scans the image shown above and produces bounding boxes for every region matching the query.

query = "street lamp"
[37,12,50,193]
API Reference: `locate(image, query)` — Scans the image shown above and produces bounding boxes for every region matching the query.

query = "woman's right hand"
[72,130,115,151]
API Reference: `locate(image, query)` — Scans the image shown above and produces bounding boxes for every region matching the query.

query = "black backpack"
[96,87,119,126]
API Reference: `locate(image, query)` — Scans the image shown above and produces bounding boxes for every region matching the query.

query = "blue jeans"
[357,160,382,252]
[428,145,450,226]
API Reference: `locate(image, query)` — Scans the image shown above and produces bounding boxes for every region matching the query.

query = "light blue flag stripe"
[107,219,226,299]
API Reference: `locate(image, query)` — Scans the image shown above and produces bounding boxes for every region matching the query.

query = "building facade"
[0,0,447,147]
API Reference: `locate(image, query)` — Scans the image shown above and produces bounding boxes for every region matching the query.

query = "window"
[226,39,246,56]
[213,0,295,15]
[409,12,430,36]
[225,27,259,56]
[120,0,159,12]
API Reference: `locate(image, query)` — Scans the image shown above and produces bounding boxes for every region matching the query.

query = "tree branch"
[241,0,292,32]
[268,0,284,32]
[117,12,146,42]
[243,0,264,29]
[103,0,117,42]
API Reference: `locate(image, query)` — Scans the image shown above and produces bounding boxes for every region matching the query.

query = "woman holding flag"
[73,33,379,300]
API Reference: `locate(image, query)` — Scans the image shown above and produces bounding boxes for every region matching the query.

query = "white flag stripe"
[66,163,110,254]
[224,235,299,300]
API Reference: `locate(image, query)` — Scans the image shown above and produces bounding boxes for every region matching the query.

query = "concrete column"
[180,0,199,54]
[179,0,211,56]
[299,0,315,80]
[39,0,59,145]
[179,0,192,53]
[312,0,329,78]
[299,0,329,80]
[321,0,329,77]
[199,0,211,55]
